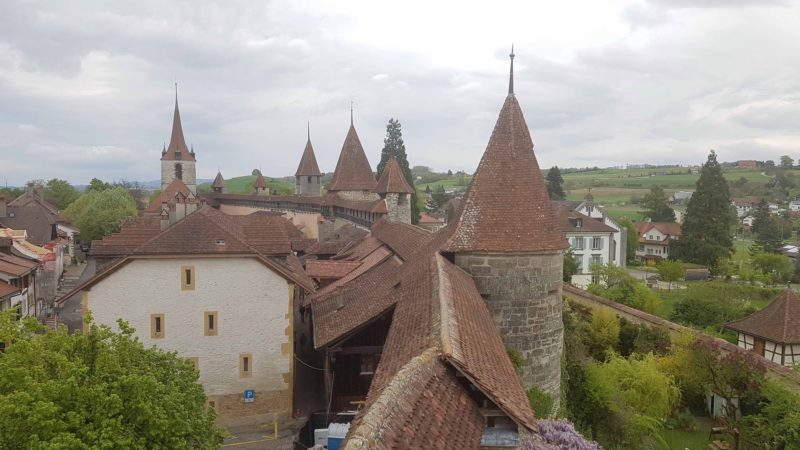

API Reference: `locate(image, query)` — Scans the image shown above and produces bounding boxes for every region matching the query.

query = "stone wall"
[383,193,411,224]
[161,159,196,193]
[454,252,564,409]
[295,175,321,197]
[335,190,380,202]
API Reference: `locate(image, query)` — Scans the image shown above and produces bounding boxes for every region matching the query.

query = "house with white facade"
[726,289,800,367]
[554,200,626,275]
[789,200,800,212]
[554,204,619,288]
[732,198,756,218]
[633,221,681,264]
[56,206,314,425]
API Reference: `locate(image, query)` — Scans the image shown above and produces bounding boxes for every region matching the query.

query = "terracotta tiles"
[375,158,413,194]
[0,281,20,298]
[327,125,378,192]
[443,94,567,253]
[305,260,362,279]
[160,99,195,161]
[727,289,800,344]
[144,179,195,213]
[295,138,322,176]
[370,219,432,261]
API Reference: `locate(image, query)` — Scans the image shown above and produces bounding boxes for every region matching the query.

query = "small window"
[215,239,226,246]
[307,176,312,183]
[151,314,165,339]
[592,237,602,250]
[181,266,195,291]
[575,218,582,228]
[204,311,218,336]
[360,354,380,375]
[574,237,585,250]
[240,353,253,378]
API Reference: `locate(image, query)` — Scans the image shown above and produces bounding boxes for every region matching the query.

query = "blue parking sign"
[244,389,255,403]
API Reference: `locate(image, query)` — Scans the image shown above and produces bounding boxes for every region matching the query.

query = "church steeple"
[160,84,197,193]
[162,84,195,162]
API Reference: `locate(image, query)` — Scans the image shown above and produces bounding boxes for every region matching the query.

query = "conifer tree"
[376,118,420,223]
[750,199,782,254]
[641,186,676,222]
[670,151,733,269]
[546,166,566,201]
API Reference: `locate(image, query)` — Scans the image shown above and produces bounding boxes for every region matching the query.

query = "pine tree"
[750,199,782,254]
[376,118,420,224]
[670,151,733,269]
[546,166,566,201]
[641,186,676,222]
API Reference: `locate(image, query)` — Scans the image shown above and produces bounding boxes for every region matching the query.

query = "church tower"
[161,85,197,193]
[295,125,322,196]
[443,48,568,411]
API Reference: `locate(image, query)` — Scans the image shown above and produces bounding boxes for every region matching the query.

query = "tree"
[764,160,775,169]
[44,178,80,210]
[86,177,111,193]
[251,168,262,176]
[740,382,800,450]
[751,252,793,285]
[587,263,662,314]
[0,309,224,448]
[113,179,148,210]
[671,151,733,269]
[780,155,794,168]
[750,199,782,253]
[657,260,686,291]
[584,353,679,448]
[64,187,137,241]
[375,118,420,224]
[618,218,638,264]
[586,309,620,361]
[641,186,676,222]
[546,166,566,201]
[563,249,579,283]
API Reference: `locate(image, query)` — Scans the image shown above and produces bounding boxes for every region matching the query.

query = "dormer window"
[215,239,226,246]
[575,218,582,228]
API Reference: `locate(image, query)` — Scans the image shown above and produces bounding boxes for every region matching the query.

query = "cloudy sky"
[2,0,800,186]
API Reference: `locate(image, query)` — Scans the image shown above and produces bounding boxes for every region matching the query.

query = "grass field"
[197,175,294,195]
[416,177,472,193]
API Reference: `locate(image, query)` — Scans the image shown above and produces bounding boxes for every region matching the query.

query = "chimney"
[0,195,6,218]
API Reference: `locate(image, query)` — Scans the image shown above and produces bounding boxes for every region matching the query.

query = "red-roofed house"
[726,289,800,366]
[634,221,682,264]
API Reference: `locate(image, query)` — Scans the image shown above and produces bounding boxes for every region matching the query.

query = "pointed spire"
[508,44,515,96]
[162,83,195,162]
[376,157,413,194]
[350,100,354,126]
[296,128,322,177]
[327,122,377,192]
[212,171,225,193]
[443,52,567,253]
[307,121,311,142]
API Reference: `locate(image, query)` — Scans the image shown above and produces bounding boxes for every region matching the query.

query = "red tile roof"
[371,219,432,261]
[160,99,195,162]
[295,138,322,176]
[0,253,38,270]
[634,221,682,239]
[327,125,377,191]
[144,179,195,213]
[0,260,33,277]
[418,212,443,224]
[254,174,268,189]
[554,205,616,233]
[0,281,20,299]
[375,158,414,194]
[212,172,225,189]
[443,94,567,253]
[90,216,162,256]
[726,289,800,344]
[305,260,362,279]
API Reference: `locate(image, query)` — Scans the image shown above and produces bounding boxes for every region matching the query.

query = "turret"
[160,84,197,193]
[326,111,379,202]
[254,173,269,196]
[375,157,413,223]
[295,125,322,196]
[211,172,226,194]
[442,47,568,412]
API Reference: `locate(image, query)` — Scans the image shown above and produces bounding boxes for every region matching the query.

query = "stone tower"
[161,86,196,193]
[254,173,269,196]
[295,126,323,196]
[375,157,413,224]
[211,172,226,194]
[326,114,379,202]
[442,48,568,410]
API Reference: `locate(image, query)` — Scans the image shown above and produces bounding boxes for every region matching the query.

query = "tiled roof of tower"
[327,125,378,191]
[726,289,800,344]
[442,93,568,253]
[254,173,268,189]
[144,179,194,213]
[161,98,195,161]
[295,138,322,176]
[375,158,414,194]
[212,172,225,189]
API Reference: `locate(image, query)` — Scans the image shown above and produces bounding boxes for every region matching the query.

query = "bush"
[507,348,523,374]
[618,318,671,357]
[527,386,555,418]
[586,309,619,361]
[670,281,777,329]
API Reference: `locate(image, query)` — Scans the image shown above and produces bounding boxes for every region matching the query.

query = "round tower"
[295,125,323,196]
[443,48,568,411]
[375,157,413,224]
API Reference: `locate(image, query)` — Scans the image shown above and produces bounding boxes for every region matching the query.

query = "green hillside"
[198,175,294,195]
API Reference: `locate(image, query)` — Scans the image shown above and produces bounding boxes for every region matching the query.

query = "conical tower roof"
[443,50,567,253]
[295,137,322,177]
[161,89,195,162]
[212,172,225,189]
[727,289,800,344]
[254,173,269,189]
[327,124,377,191]
[376,157,413,194]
